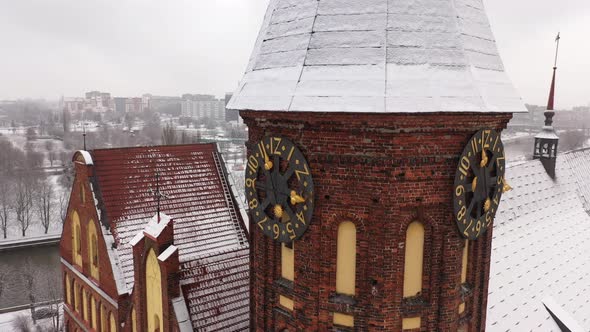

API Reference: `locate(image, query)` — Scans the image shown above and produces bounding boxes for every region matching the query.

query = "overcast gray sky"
[0,0,588,108]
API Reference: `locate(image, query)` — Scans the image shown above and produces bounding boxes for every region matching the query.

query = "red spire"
[546,33,560,111]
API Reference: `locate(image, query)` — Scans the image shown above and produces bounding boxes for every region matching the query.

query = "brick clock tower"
[228,0,526,331]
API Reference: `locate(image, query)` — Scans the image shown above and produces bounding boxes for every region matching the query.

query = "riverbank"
[0,233,60,252]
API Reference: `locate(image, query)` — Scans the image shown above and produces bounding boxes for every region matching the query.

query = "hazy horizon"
[1,0,589,108]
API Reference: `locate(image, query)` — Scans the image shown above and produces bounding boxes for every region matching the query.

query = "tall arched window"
[403,221,424,298]
[110,312,117,332]
[336,221,356,296]
[281,243,294,282]
[72,211,83,266]
[91,296,97,329]
[459,240,469,314]
[82,289,88,321]
[146,249,163,332]
[131,308,137,332]
[73,281,80,313]
[88,220,100,280]
[65,274,71,305]
[101,304,108,332]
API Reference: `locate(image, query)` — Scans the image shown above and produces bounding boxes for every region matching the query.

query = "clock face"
[245,136,314,243]
[453,129,506,240]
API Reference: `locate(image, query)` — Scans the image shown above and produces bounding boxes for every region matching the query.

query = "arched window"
[91,296,97,329]
[82,289,88,321]
[146,249,163,332]
[80,182,86,204]
[403,222,424,298]
[101,304,108,332]
[459,240,469,314]
[65,274,71,305]
[88,220,100,280]
[73,281,80,313]
[72,211,82,266]
[281,243,294,282]
[110,312,117,332]
[336,221,356,296]
[131,308,137,332]
[153,314,161,332]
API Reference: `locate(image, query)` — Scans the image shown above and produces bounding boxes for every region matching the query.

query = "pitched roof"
[487,149,590,331]
[87,144,249,330]
[228,0,525,114]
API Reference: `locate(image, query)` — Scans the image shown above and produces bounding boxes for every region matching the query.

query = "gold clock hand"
[260,142,273,170]
[502,178,513,193]
[290,191,305,205]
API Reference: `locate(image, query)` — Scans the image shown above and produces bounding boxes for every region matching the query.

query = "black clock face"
[453,129,506,240]
[245,136,314,243]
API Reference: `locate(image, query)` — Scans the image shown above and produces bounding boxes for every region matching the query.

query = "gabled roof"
[228,0,525,114]
[87,144,249,330]
[487,149,590,331]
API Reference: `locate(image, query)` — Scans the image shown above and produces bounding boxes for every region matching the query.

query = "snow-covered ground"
[0,174,65,244]
[0,306,62,331]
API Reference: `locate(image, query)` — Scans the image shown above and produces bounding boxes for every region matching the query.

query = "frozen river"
[0,244,61,309]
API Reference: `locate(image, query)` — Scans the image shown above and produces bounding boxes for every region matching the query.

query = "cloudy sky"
[0,0,588,108]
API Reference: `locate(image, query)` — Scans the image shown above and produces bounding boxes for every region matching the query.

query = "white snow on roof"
[228,0,526,114]
[487,153,590,331]
[77,150,93,165]
[542,297,586,332]
[172,289,194,332]
[144,213,172,239]
[129,231,144,247]
[158,244,178,262]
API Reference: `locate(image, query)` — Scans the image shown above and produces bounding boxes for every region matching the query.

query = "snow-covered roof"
[180,247,250,331]
[158,244,178,262]
[144,213,172,239]
[487,148,590,331]
[88,144,249,330]
[228,0,526,114]
[75,150,94,165]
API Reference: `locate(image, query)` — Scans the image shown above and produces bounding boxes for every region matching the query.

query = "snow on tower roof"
[228,0,526,114]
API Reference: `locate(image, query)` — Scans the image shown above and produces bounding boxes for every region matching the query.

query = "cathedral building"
[60,144,250,332]
[228,0,526,330]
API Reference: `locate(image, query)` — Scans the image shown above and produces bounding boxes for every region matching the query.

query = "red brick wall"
[60,157,124,331]
[241,111,512,331]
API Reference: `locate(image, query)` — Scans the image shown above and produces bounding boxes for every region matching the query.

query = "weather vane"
[547,32,561,111]
[149,172,169,222]
[82,124,87,150]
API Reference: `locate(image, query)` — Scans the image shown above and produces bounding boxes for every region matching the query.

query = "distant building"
[224,92,241,123]
[181,94,225,120]
[144,95,182,114]
[113,97,126,114]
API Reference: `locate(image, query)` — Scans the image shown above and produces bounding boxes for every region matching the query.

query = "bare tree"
[0,176,13,238]
[11,314,32,332]
[44,271,62,332]
[14,174,36,237]
[162,122,177,145]
[0,268,7,300]
[36,180,53,234]
[44,140,54,152]
[58,190,70,224]
[48,150,56,167]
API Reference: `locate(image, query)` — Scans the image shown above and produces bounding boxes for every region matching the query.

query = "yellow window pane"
[402,317,421,330]
[461,240,468,284]
[336,222,356,296]
[333,312,354,327]
[403,222,424,298]
[281,243,294,281]
[279,295,294,311]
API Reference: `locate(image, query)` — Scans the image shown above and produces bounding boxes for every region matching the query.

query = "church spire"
[546,32,560,111]
[534,33,561,178]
